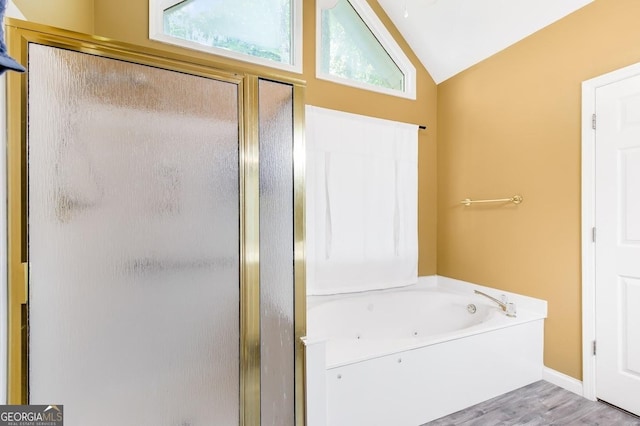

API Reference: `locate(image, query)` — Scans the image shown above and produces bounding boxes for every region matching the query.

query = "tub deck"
[304,276,547,426]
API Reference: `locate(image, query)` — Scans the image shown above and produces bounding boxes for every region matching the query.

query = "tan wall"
[11,0,93,34]
[7,1,436,271]
[437,0,640,379]
[91,0,438,275]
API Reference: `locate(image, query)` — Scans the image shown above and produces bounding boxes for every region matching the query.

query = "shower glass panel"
[258,79,295,426]
[27,44,240,425]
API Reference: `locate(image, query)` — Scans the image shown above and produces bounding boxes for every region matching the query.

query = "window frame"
[316,0,416,100]
[149,0,303,73]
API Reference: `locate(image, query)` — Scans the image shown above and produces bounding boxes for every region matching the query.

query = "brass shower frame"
[5,19,306,426]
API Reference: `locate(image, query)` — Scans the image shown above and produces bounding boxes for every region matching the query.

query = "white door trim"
[581,61,640,401]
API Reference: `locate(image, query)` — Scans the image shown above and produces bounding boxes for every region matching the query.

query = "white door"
[595,72,640,416]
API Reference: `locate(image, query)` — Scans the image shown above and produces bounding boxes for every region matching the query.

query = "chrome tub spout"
[474,290,517,317]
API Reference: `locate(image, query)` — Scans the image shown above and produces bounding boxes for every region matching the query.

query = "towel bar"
[460,195,523,206]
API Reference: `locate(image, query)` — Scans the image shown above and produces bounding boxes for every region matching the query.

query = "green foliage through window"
[320,0,405,91]
[164,0,293,65]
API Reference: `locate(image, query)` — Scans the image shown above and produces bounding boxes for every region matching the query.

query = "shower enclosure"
[5,20,305,426]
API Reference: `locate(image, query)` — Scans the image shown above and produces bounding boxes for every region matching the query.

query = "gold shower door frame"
[5,19,306,426]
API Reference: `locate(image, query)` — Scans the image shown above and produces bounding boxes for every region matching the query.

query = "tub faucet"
[474,290,517,317]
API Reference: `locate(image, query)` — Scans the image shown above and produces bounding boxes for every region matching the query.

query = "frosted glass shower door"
[259,79,295,426]
[27,44,240,425]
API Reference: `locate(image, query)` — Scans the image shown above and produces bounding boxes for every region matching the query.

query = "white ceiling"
[377,0,594,83]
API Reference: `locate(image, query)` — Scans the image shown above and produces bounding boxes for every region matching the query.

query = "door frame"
[581,61,640,402]
[4,18,307,425]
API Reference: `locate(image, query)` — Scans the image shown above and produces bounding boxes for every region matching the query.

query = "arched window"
[149,0,303,73]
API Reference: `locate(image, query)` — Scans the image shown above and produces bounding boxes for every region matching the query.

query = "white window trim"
[316,0,416,100]
[149,0,303,74]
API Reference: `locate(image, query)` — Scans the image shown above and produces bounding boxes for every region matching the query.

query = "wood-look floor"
[423,380,640,426]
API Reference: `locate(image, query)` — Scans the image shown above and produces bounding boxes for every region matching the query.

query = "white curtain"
[306,106,418,295]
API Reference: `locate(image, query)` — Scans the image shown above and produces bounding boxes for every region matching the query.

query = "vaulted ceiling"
[377,0,594,83]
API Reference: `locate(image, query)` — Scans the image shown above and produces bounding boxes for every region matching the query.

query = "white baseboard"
[543,367,583,396]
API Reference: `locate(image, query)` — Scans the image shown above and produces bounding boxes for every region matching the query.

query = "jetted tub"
[303,276,547,426]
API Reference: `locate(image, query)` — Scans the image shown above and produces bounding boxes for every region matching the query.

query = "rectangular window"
[150,0,303,73]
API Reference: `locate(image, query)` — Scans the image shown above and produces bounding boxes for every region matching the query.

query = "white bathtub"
[303,276,547,426]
